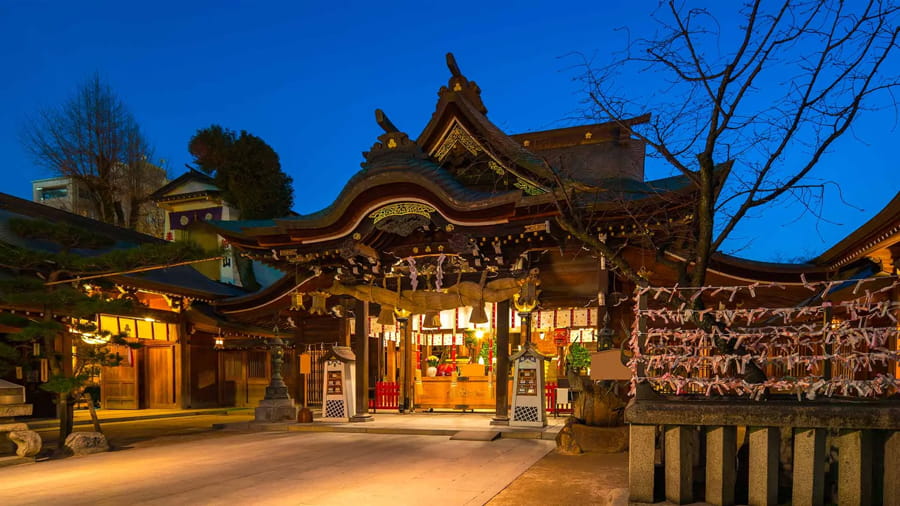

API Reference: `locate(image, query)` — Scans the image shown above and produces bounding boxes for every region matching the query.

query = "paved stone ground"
[0,431,554,505]
[34,413,255,450]
[488,451,630,506]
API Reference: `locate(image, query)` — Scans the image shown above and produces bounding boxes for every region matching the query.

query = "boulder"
[555,417,584,455]
[8,430,41,457]
[0,423,29,455]
[64,432,109,456]
[571,424,629,453]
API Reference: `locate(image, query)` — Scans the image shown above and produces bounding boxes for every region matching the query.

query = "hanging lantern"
[377,305,396,326]
[423,311,442,329]
[291,291,306,311]
[32,342,40,356]
[309,291,328,316]
[214,329,225,350]
[469,303,488,325]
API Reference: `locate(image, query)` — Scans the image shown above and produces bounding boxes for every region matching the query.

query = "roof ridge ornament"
[441,52,487,115]
[362,109,428,169]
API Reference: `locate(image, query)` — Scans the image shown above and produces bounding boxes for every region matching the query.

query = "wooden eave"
[813,191,900,271]
[211,172,525,248]
[509,114,652,152]
[109,274,236,303]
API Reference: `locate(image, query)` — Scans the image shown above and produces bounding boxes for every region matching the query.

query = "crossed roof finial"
[446,52,462,78]
[375,109,399,133]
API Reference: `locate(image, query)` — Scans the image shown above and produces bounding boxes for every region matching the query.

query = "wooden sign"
[553,328,569,345]
[516,369,537,396]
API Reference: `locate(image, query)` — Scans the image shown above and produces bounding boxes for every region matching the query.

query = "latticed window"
[248,351,267,378]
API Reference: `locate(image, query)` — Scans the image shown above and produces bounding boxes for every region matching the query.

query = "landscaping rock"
[555,417,584,455]
[8,430,41,457]
[0,423,29,455]
[64,432,109,456]
[572,424,629,453]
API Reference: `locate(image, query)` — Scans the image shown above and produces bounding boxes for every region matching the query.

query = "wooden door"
[101,345,138,409]
[146,345,176,408]
[220,351,247,407]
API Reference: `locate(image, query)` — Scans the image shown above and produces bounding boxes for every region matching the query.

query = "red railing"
[371,381,399,412]
[545,382,573,415]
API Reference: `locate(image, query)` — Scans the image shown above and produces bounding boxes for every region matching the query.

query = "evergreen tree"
[0,217,206,449]
[189,125,294,219]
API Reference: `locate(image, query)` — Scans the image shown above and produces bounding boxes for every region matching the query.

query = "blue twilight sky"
[0,1,897,263]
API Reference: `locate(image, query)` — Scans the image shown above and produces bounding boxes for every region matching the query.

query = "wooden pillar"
[387,337,397,382]
[178,312,191,409]
[351,300,372,422]
[398,318,413,412]
[792,428,826,506]
[665,425,695,504]
[705,426,736,506]
[629,424,657,503]
[748,426,779,506]
[492,300,511,425]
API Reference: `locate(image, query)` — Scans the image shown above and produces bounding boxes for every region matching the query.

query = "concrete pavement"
[0,431,555,505]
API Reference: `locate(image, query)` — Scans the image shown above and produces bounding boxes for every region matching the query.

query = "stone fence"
[626,399,900,506]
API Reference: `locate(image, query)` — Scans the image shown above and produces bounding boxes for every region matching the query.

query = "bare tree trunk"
[56,393,74,449]
[85,391,103,434]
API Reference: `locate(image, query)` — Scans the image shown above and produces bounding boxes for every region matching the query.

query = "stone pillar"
[883,431,900,506]
[837,430,872,506]
[351,300,372,422]
[665,425,695,504]
[748,426,779,506]
[492,300,511,425]
[706,426,736,506]
[792,428,826,506]
[629,424,657,503]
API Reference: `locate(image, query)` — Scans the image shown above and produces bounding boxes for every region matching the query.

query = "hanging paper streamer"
[630,276,900,401]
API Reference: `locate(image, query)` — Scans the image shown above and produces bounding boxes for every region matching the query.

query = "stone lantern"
[0,379,41,459]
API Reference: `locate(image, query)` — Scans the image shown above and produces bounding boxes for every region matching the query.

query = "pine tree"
[0,217,206,449]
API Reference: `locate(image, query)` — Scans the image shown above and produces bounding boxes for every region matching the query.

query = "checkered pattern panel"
[513,405,539,422]
[325,399,345,418]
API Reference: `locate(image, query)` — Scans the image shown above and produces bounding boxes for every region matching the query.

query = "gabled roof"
[0,191,246,301]
[415,54,556,191]
[149,169,221,202]
[0,192,162,249]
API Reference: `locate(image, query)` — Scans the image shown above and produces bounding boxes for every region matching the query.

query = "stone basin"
[0,404,33,420]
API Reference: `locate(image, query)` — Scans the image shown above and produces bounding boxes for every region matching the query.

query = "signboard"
[326,370,343,395]
[553,328,569,345]
[516,369,537,396]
